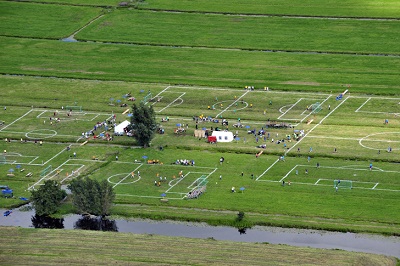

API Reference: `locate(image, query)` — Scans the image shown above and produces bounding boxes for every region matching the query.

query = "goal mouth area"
[334,179,352,189]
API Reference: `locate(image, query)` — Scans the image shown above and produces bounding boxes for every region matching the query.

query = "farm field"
[0,0,399,244]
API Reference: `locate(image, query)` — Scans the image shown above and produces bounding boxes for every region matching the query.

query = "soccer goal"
[0,155,6,165]
[65,106,83,112]
[40,165,52,177]
[311,102,322,114]
[141,92,152,104]
[334,179,352,189]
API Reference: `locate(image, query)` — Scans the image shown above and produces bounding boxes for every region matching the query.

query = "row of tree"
[31,178,115,217]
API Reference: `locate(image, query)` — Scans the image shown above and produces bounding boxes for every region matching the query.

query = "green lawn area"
[1,37,400,94]
[77,9,400,54]
[1,88,399,234]
[0,227,396,266]
[139,0,400,18]
[0,2,102,39]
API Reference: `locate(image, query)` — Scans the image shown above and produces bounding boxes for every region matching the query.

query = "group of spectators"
[185,186,206,199]
[174,159,195,166]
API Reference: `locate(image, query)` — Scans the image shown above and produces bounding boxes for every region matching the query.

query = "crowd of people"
[185,186,206,199]
[174,159,195,166]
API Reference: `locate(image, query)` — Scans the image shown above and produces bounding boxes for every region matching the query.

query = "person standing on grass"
[369,163,373,171]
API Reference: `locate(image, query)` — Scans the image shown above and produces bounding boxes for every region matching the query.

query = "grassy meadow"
[77,9,400,55]
[139,0,400,18]
[0,0,399,252]
[0,227,397,266]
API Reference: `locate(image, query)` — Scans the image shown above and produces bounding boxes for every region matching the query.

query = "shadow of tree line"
[31,215,118,232]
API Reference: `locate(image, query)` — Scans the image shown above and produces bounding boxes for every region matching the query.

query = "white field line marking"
[42,147,68,166]
[279,165,297,182]
[277,98,303,119]
[165,172,190,193]
[165,85,331,96]
[61,165,85,183]
[36,110,47,118]
[285,96,348,155]
[355,97,371,112]
[306,136,362,141]
[369,188,399,192]
[0,109,33,132]
[157,92,186,113]
[372,183,379,189]
[113,164,143,188]
[297,96,331,124]
[89,114,100,121]
[357,110,400,116]
[151,85,172,100]
[256,158,279,180]
[295,164,400,173]
[3,130,92,140]
[215,90,250,118]
[116,194,184,200]
[350,95,400,100]
[28,156,40,164]
[314,179,321,185]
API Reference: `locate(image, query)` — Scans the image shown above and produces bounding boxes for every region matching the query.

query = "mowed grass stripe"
[77,9,400,55]
[24,0,117,6]
[0,227,396,265]
[1,37,399,94]
[140,0,400,18]
[0,1,102,39]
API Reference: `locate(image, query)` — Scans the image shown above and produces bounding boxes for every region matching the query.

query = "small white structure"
[114,120,131,135]
[212,131,234,142]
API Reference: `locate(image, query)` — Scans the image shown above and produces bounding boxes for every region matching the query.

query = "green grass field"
[1,84,399,235]
[1,227,396,266]
[0,0,399,240]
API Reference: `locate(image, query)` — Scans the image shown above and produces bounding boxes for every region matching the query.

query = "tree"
[68,177,115,216]
[129,102,157,147]
[30,180,66,216]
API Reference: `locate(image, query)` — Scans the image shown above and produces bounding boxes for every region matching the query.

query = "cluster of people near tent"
[173,159,195,166]
[193,115,214,122]
[185,186,206,199]
[81,118,116,140]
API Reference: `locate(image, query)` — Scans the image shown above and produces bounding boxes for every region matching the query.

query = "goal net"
[65,106,83,112]
[0,156,6,165]
[141,92,152,104]
[311,102,322,114]
[334,179,352,189]
[40,165,52,177]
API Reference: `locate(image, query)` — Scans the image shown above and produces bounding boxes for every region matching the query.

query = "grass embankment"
[0,227,397,265]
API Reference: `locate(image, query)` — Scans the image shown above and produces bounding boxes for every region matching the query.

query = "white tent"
[114,120,131,135]
[212,131,234,142]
